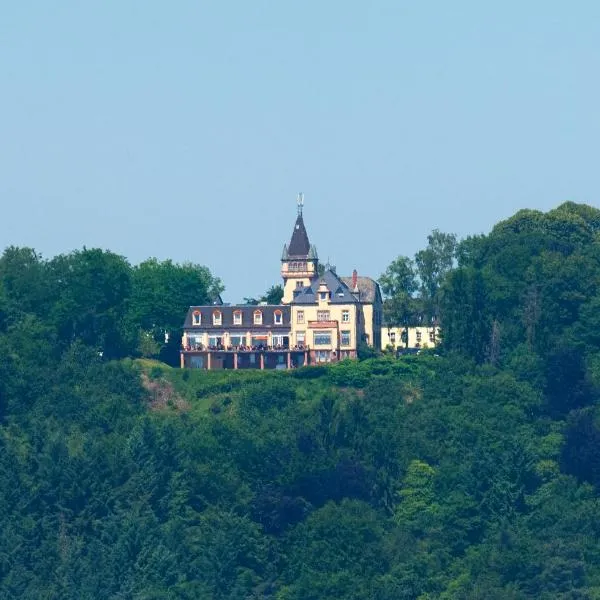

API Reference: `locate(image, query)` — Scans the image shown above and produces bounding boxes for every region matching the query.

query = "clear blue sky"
[1,2,599,302]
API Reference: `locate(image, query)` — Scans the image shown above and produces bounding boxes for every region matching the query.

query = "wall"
[380,326,441,350]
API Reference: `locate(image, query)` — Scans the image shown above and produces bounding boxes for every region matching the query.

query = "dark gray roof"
[340,276,382,304]
[292,269,360,305]
[183,304,291,329]
[287,214,311,257]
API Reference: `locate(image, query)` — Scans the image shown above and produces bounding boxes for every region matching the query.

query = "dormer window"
[253,310,263,325]
[233,310,242,325]
[192,311,201,326]
[319,291,330,301]
[274,310,283,325]
[212,310,222,326]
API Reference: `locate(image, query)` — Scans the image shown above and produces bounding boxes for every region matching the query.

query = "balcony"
[182,344,309,353]
[308,320,338,329]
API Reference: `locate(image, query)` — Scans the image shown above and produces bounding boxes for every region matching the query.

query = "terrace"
[180,344,310,370]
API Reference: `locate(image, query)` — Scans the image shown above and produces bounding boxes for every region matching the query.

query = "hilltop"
[1,202,600,598]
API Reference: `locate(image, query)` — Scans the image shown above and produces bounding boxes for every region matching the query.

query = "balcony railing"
[308,320,338,328]
[182,344,309,353]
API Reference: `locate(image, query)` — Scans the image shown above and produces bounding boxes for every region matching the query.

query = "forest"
[1,201,600,599]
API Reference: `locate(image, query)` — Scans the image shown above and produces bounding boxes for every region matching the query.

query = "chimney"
[352,269,358,292]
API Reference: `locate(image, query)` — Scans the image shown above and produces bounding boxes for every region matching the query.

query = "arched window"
[274,310,283,325]
[212,310,222,326]
[233,310,242,325]
[192,311,201,326]
[253,310,263,325]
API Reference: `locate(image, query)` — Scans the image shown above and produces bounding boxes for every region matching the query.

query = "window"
[192,311,201,325]
[416,330,422,342]
[317,310,330,322]
[274,310,283,325]
[314,332,332,346]
[429,330,436,343]
[297,310,305,324]
[341,310,350,323]
[390,332,396,343]
[253,310,263,325]
[296,331,305,345]
[230,335,246,346]
[341,330,351,346]
[289,262,307,272]
[212,310,222,326]
[319,292,329,301]
[233,311,242,325]
[296,281,303,288]
[315,350,330,363]
[208,336,222,347]
[272,335,284,346]
[190,356,204,369]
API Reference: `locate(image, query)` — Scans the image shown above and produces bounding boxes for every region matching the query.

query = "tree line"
[0,202,600,598]
[0,248,223,364]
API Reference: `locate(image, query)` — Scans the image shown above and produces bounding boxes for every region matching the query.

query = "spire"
[287,194,311,257]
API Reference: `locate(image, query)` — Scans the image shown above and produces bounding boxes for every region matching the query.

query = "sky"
[1,1,599,302]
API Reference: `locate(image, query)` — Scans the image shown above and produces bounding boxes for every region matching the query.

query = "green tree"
[414,229,457,319]
[127,258,223,360]
[394,460,440,535]
[129,258,223,332]
[261,284,284,304]
[379,256,418,328]
[0,246,49,317]
[47,248,134,358]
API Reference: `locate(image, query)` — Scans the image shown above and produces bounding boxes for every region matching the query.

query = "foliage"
[262,284,284,305]
[379,230,457,326]
[0,248,222,363]
[379,256,418,327]
[245,284,285,306]
[414,229,457,319]
[1,203,600,598]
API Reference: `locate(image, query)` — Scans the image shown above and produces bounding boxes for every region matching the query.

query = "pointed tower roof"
[284,193,316,259]
[288,213,311,257]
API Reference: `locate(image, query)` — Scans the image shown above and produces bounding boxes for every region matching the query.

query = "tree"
[261,284,284,305]
[129,258,223,332]
[440,266,491,363]
[379,256,418,329]
[0,246,49,317]
[127,258,223,360]
[414,230,457,319]
[47,248,134,358]
[561,407,600,488]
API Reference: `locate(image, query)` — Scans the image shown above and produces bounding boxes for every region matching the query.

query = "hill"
[1,203,600,598]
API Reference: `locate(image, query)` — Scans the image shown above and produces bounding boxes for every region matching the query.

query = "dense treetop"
[1,203,600,598]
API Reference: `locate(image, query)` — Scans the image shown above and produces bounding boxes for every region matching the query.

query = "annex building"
[180,197,383,369]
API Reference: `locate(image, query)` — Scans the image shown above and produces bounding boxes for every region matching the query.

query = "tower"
[281,193,319,303]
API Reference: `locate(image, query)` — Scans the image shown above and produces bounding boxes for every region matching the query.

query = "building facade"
[180,197,383,369]
[381,325,441,353]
